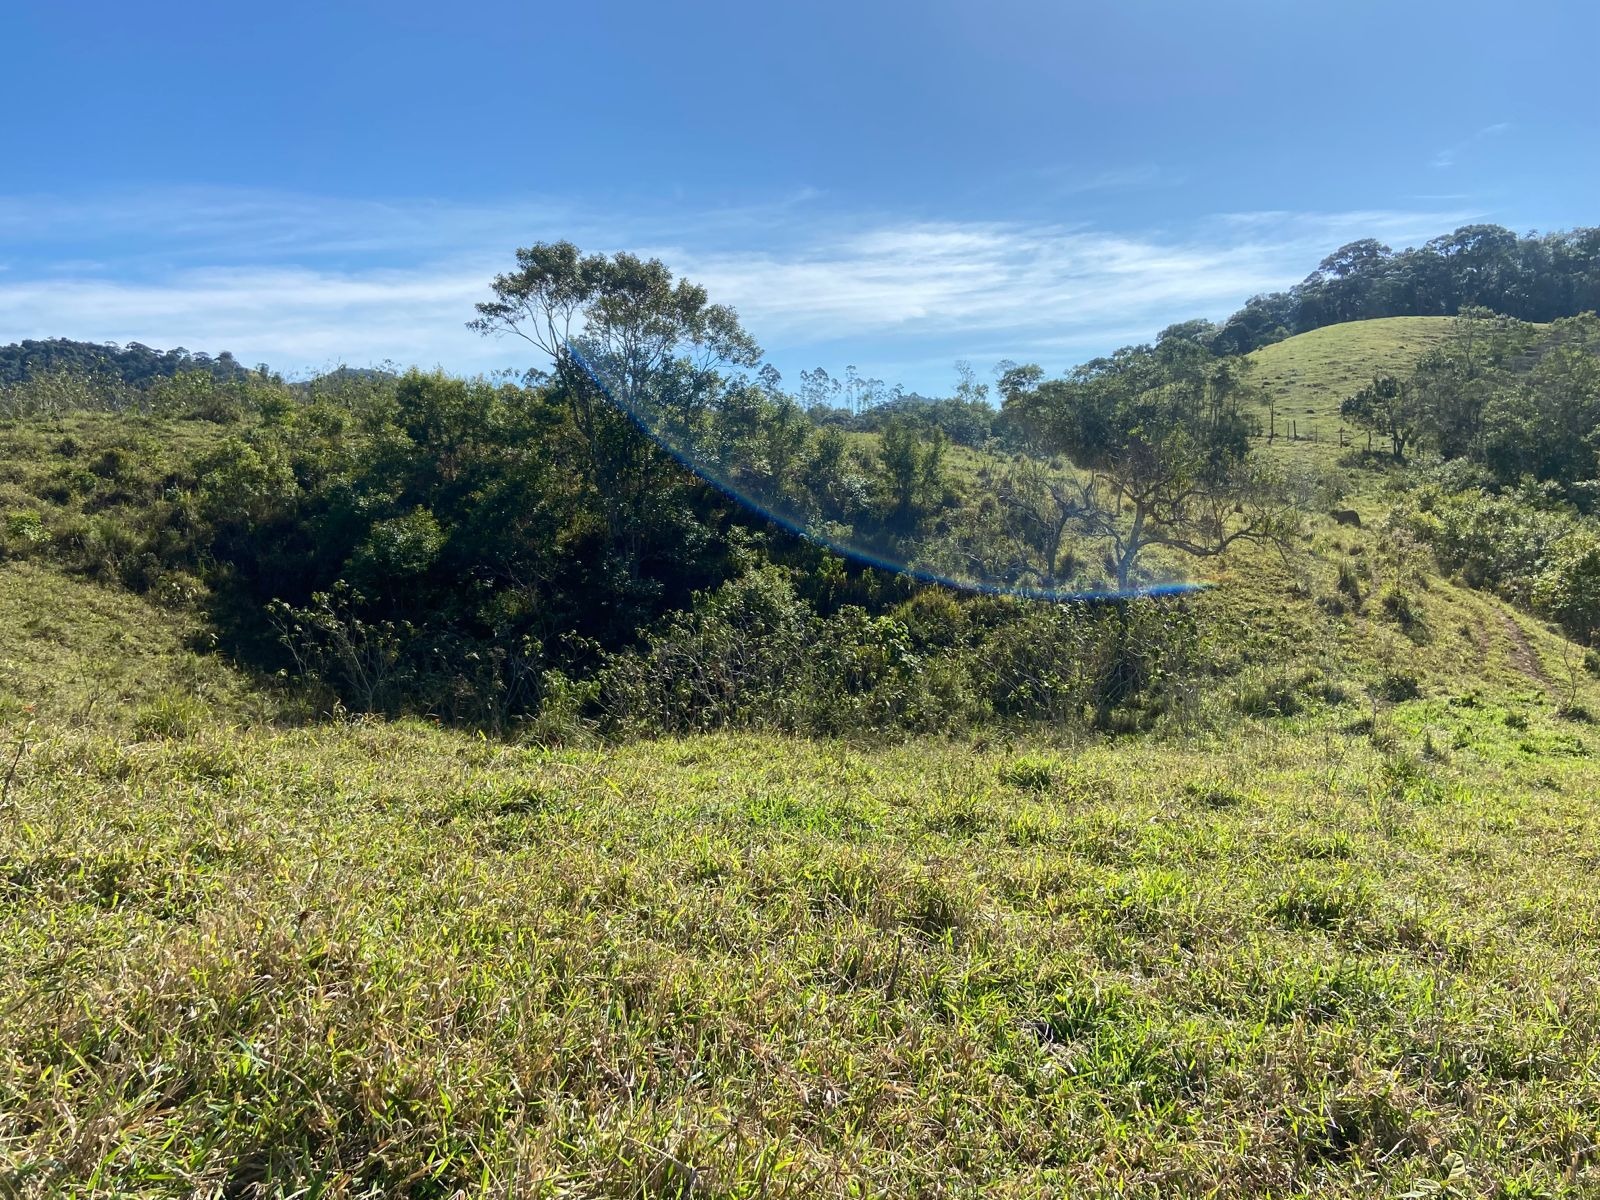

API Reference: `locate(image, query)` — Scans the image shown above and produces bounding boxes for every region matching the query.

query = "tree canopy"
[0,338,252,387]
[1210,224,1600,355]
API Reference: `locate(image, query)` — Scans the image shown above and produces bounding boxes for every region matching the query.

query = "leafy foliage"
[1341,373,1422,460]
[1001,335,1294,587]
[0,337,254,387]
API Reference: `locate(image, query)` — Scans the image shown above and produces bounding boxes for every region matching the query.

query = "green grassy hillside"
[1245,317,1458,470]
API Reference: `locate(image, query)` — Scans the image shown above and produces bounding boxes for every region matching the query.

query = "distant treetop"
[9,223,1600,392]
[1210,224,1600,356]
[0,338,253,387]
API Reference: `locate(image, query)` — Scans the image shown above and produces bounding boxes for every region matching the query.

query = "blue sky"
[2,0,1597,393]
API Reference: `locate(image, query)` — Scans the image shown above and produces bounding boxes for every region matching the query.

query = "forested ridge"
[1210,222,1600,354]
[0,337,254,387]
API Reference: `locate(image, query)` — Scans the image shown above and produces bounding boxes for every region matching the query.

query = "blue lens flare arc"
[565,343,1210,604]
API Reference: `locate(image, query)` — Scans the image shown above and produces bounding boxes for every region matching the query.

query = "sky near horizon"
[2,0,1597,393]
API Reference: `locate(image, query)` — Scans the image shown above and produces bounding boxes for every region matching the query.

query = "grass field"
[4,541,1600,1196]
[1244,317,1459,473]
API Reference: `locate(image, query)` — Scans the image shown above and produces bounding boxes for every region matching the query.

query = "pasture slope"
[1244,316,1457,471]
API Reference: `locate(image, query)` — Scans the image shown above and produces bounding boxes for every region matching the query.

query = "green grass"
[0,561,270,730]
[0,410,222,525]
[3,560,1600,1196]
[1246,318,1459,474]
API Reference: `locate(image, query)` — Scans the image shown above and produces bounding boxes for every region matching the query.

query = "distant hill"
[0,337,253,386]
[1243,317,1458,466]
[1211,224,1600,355]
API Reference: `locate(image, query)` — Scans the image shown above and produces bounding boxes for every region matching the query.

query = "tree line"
[0,244,1297,735]
[1208,224,1600,355]
[0,338,255,387]
[7,224,1600,730]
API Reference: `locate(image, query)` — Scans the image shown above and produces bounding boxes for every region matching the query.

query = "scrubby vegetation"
[0,337,256,389]
[4,222,1600,1196]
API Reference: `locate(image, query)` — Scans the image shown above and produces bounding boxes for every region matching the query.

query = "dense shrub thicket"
[597,567,1202,737]
[0,362,1214,736]
[9,223,1600,727]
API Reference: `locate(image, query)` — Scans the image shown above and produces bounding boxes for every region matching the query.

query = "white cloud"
[0,265,496,372]
[1431,121,1512,170]
[0,187,1476,387]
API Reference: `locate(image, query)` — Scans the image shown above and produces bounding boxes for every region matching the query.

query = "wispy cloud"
[1016,164,1176,196]
[0,266,492,372]
[0,187,1476,388]
[1431,121,1512,169]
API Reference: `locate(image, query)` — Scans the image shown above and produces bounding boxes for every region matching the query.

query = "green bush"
[89,446,132,480]
[522,671,598,746]
[1377,670,1422,702]
[1378,584,1416,629]
[349,507,446,584]
[3,509,45,546]
[598,566,815,735]
[1235,673,1304,718]
[598,568,1204,739]
[1531,530,1600,643]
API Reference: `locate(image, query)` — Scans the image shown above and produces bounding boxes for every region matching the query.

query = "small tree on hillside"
[877,418,948,533]
[1003,344,1296,589]
[1341,374,1422,460]
[991,457,1086,592]
[1077,432,1297,591]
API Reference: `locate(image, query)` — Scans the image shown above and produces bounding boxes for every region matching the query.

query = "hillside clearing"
[1245,317,1459,471]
